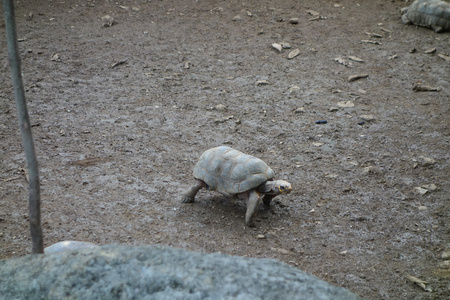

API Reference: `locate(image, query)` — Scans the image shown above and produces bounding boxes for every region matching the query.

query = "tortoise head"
[274,180,292,195]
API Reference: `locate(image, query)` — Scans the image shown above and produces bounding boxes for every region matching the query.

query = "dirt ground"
[0,0,449,299]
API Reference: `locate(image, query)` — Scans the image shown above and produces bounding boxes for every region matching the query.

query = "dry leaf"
[288,48,300,59]
[406,275,432,292]
[348,74,369,82]
[272,43,282,52]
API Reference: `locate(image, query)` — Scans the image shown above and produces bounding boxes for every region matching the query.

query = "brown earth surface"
[1,0,449,299]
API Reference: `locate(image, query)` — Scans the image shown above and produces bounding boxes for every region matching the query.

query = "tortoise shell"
[402,0,450,32]
[193,146,274,194]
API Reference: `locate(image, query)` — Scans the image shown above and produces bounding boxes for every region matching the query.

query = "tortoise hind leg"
[245,190,263,227]
[181,179,205,203]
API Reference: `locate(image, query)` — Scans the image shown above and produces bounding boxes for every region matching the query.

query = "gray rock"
[0,245,363,300]
[44,240,99,254]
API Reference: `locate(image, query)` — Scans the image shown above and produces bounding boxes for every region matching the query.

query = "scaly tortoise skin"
[401,0,450,32]
[181,146,292,227]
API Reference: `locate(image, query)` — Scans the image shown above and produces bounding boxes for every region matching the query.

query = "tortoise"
[44,241,99,254]
[401,0,450,33]
[181,146,292,227]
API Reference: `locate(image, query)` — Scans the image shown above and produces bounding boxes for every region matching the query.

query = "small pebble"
[416,156,436,167]
[315,120,327,124]
[272,43,282,52]
[287,49,300,59]
[337,101,355,108]
[256,234,266,239]
[438,260,450,269]
[256,80,270,86]
[421,183,437,191]
[101,15,115,27]
[289,18,299,24]
[215,104,226,111]
[442,251,450,260]
[414,187,428,195]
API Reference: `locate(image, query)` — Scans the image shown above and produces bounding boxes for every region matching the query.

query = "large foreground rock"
[0,245,363,299]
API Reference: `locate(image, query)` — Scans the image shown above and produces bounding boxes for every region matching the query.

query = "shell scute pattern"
[402,0,450,32]
[193,146,274,194]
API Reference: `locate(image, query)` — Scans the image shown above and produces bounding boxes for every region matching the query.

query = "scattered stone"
[232,15,242,21]
[329,107,338,112]
[424,48,436,54]
[416,156,436,167]
[337,101,355,108]
[44,241,99,254]
[362,166,382,175]
[312,142,324,147]
[359,114,376,123]
[438,260,450,269]
[412,84,440,92]
[348,74,369,82]
[294,107,305,113]
[256,80,270,86]
[281,42,291,49]
[315,120,327,124]
[421,183,437,192]
[325,173,338,179]
[289,18,299,24]
[289,85,301,93]
[288,48,300,59]
[442,251,450,260]
[215,104,226,111]
[101,15,115,27]
[272,43,282,52]
[51,53,60,62]
[307,10,320,17]
[418,205,428,211]
[256,234,266,239]
[414,187,428,195]
[339,250,348,255]
[335,56,353,67]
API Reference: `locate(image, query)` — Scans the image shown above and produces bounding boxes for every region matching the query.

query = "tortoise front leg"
[181,179,205,203]
[262,194,275,209]
[245,190,263,227]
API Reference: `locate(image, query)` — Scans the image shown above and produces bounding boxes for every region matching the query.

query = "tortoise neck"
[256,181,277,194]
